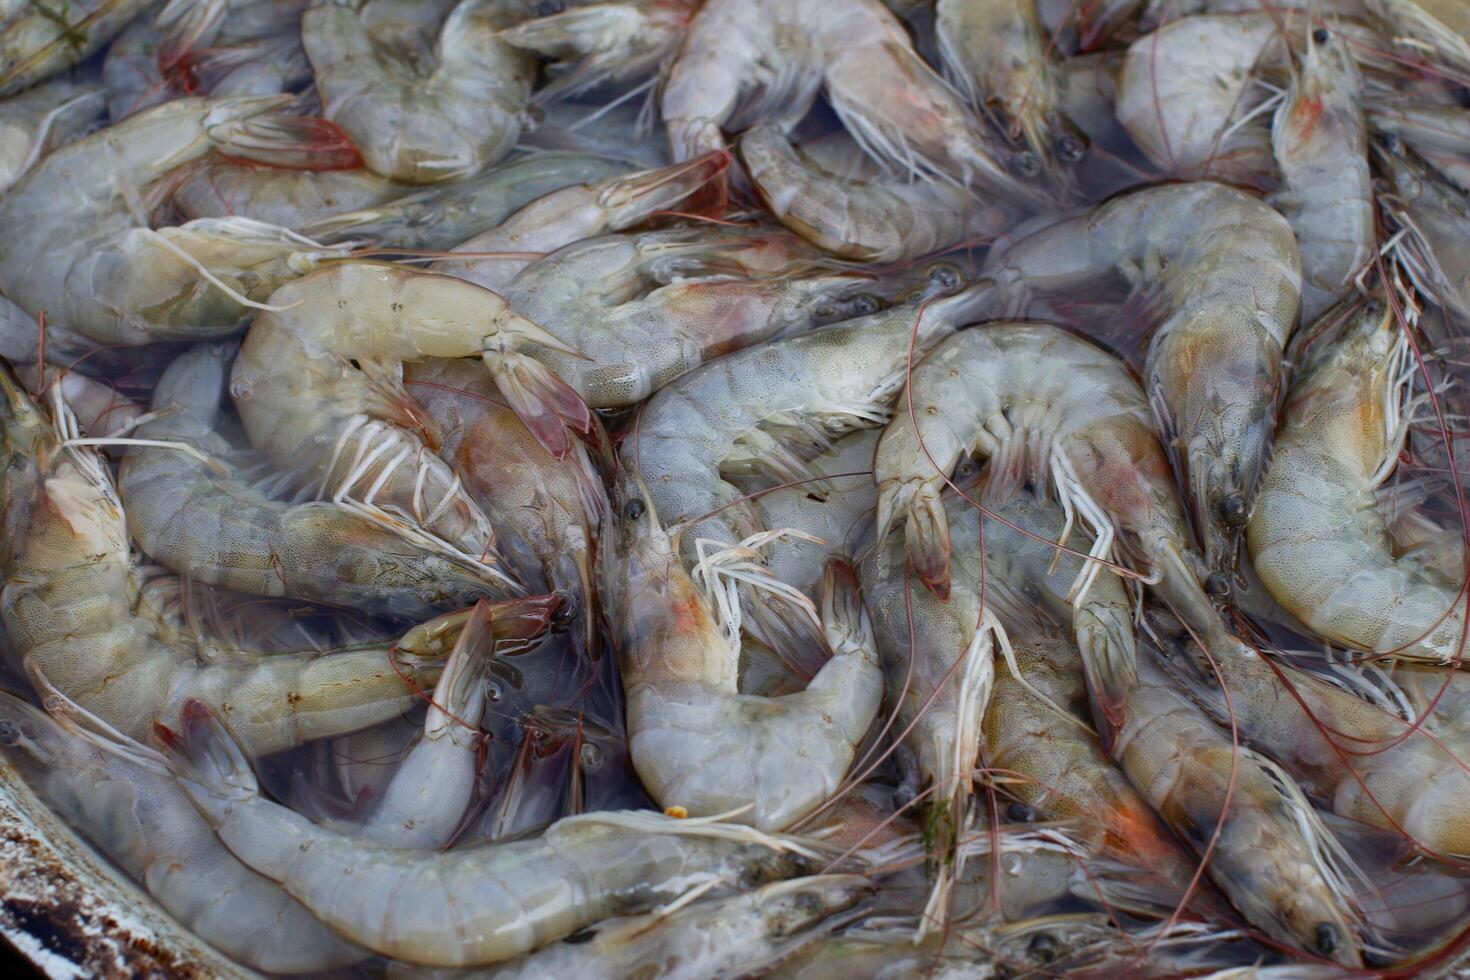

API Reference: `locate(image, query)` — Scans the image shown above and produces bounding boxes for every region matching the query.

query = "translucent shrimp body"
[0,367,436,756]
[172,160,406,229]
[0,96,334,347]
[163,701,823,967]
[0,0,151,96]
[0,692,367,973]
[230,260,576,557]
[303,0,534,183]
[983,182,1301,587]
[1248,302,1465,664]
[121,343,513,621]
[0,75,106,194]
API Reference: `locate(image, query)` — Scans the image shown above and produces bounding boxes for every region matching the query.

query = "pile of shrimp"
[11,0,1470,976]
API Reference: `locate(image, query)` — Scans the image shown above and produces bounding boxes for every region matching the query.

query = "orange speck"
[665,805,689,819]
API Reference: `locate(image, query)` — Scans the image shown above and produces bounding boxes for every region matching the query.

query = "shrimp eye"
[486,681,503,703]
[1057,133,1086,162]
[1005,801,1035,822]
[1014,150,1042,178]
[0,720,19,746]
[957,459,977,477]
[927,262,962,292]
[1204,572,1232,597]
[579,742,604,770]
[851,294,881,316]
[1376,132,1401,152]
[1312,27,1330,44]
[1028,932,1061,963]
[1218,492,1249,526]
[1315,922,1341,956]
[625,499,646,521]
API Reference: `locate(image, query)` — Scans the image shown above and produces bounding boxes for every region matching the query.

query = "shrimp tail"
[209,112,364,172]
[482,350,594,461]
[819,557,874,660]
[1073,602,1137,754]
[396,593,561,659]
[874,478,951,601]
[153,700,259,824]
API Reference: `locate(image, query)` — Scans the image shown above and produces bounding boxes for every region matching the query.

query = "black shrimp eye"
[1218,492,1249,527]
[625,498,646,521]
[1005,801,1035,822]
[1376,132,1401,152]
[0,720,19,746]
[851,294,881,316]
[1204,572,1232,597]
[1057,133,1086,162]
[1028,932,1061,963]
[927,262,962,292]
[1315,922,1341,956]
[1014,150,1041,178]
[1312,27,1330,44]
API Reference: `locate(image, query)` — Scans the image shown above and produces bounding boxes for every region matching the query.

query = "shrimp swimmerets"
[982,182,1302,589]
[161,698,828,966]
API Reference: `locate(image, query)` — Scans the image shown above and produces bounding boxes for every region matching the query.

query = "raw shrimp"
[661,0,1049,206]
[0,0,153,97]
[1272,24,1375,323]
[431,151,726,291]
[407,358,606,658]
[982,182,1302,589]
[303,0,534,183]
[1376,133,1470,322]
[392,876,872,979]
[121,343,518,620]
[500,0,698,105]
[1247,299,1469,664]
[0,690,367,973]
[1115,13,1286,185]
[301,153,631,250]
[740,125,1018,264]
[1370,97,1470,193]
[0,96,354,347]
[1114,653,1365,966]
[935,0,1084,182]
[161,699,826,966]
[230,260,580,555]
[501,227,879,410]
[172,158,405,227]
[0,364,442,756]
[525,100,670,168]
[1367,0,1470,72]
[0,75,106,193]
[605,450,884,836]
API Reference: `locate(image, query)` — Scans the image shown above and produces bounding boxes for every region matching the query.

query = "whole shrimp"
[161,698,827,967]
[392,876,872,980]
[935,0,1084,183]
[172,159,406,227]
[739,125,1018,264]
[0,96,356,347]
[500,227,880,411]
[0,0,153,97]
[431,151,727,292]
[121,343,518,621]
[0,75,106,193]
[982,182,1302,589]
[0,364,447,756]
[301,153,631,250]
[1272,24,1375,323]
[606,449,885,835]
[661,0,1049,206]
[303,0,534,183]
[230,260,579,555]
[1248,299,1467,664]
[500,0,699,105]
[407,357,607,658]
[0,689,368,973]
[1115,652,1366,966]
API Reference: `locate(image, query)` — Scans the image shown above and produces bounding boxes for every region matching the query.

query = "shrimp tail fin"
[746,587,832,682]
[906,482,952,601]
[153,700,259,824]
[208,111,363,171]
[482,350,593,461]
[819,557,875,661]
[1074,601,1137,754]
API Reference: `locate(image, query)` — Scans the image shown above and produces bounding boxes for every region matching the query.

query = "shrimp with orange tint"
[661,0,1050,206]
[229,261,582,557]
[981,182,1301,590]
[406,357,607,660]
[430,151,727,292]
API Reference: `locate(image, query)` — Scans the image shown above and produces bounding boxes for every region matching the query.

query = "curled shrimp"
[982,182,1302,590]
[0,688,367,973]
[303,0,534,183]
[740,125,1019,264]
[1272,23,1375,323]
[0,364,443,756]
[661,0,1048,205]
[230,260,580,555]
[0,0,152,97]
[159,698,827,967]
[121,343,517,620]
[0,96,356,347]
[431,151,727,292]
